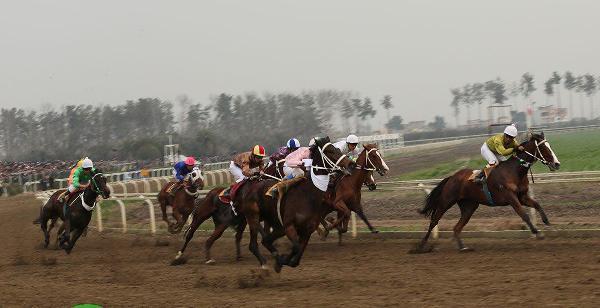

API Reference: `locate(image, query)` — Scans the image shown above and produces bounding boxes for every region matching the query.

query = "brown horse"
[320,144,389,244]
[157,168,204,234]
[37,189,67,248]
[171,187,246,265]
[171,160,285,265]
[240,137,355,272]
[414,132,560,253]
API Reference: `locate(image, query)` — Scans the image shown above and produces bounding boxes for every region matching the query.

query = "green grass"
[395,130,600,180]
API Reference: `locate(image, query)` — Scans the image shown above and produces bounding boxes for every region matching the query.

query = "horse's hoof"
[371,229,379,234]
[236,256,243,262]
[408,244,434,254]
[205,259,216,265]
[535,233,545,240]
[459,247,474,252]
[273,261,282,273]
[170,257,187,266]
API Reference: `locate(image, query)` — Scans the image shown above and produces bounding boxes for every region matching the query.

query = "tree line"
[0,90,404,162]
[450,71,599,125]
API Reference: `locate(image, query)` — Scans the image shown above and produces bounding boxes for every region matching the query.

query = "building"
[533,105,568,125]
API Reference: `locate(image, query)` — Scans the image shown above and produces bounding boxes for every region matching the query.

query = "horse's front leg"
[507,194,542,238]
[520,194,550,225]
[326,199,351,231]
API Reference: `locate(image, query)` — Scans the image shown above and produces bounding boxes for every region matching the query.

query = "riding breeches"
[283,164,304,179]
[481,143,509,165]
[229,161,245,183]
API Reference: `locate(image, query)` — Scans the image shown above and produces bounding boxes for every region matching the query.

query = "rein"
[311,142,347,172]
[355,148,380,171]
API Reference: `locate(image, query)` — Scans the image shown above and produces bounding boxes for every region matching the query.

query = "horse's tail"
[419,177,450,218]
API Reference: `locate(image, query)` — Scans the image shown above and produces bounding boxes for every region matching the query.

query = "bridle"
[311,142,347,172]
[90,172,107,197]
[356,147,382,172]
[519,139,551,167]
[183,168,203,197]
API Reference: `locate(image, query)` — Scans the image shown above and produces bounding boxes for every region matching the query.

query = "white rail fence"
[34,171,600,237]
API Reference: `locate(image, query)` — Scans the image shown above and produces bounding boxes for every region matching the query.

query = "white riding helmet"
[308,138,316,147]
[346,134,359,144]
[82,158,93,169]
[504,125,518,137]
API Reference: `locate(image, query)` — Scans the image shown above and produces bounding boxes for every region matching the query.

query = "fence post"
[145,199,157,235]
[116,200,127,233]
[96,202,103,232]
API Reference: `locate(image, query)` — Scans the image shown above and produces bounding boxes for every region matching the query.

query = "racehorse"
[239,137,355,272]
[320,144,389,245]
[171,187,246,265]
[413,132,560,253]
[58,169,111,253]
[37,190,67,248]
[157,168,204,234]
[171,161,286,265]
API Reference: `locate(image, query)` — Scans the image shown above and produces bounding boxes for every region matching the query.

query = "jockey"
[474,124,524,182]
[59,158,95,239]
[229,145,267,183]
[67,157,85,186]
[268,138,300,167]
[169,156,196,196]
[282,138,316,180]
[333,134,360,161]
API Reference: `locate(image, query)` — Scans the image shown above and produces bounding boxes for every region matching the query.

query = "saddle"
[265,176,305,200]
[218,180,246,204]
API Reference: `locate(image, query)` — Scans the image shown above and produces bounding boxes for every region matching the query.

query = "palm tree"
[461,84,474,124]
[380,95,393,131]
[520,73,536,109]
[582,74,597,119]
[544,78,554,105]
[551,72,562,108]
[575,76,585,119]
[450,88,462,127]
[471,83,486,124]
[564,71,577,120]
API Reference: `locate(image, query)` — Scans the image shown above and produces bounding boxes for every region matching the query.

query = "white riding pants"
[481,143,509,165]
[229,161,245,183]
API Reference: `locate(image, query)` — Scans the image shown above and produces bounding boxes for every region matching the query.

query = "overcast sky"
[1,0,599,127]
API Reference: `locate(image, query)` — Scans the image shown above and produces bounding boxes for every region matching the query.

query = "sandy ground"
[1,194,600,307]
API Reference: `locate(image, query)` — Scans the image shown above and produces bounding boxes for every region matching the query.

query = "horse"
[171,162,284,265]
[171,187,246,265]
[319,143,389,245]
[58,169,111,253]
[37,189,68,248]
[413,132,560,253]
[239,137,355,272]
[157,168,204,234]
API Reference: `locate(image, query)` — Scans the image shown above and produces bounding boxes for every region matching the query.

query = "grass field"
[395,130,600,180]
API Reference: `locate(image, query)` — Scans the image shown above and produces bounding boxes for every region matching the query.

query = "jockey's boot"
[473,164,496,183]
[168,183,182,197]
[57,190,68,203]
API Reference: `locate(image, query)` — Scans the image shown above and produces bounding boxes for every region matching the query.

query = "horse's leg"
[288,232,310,268]
[246,208,268,269]
[235,221,246,261]
[415,202,454,253]
[326,200,351,231]
[337,211,347,246]
[355,206,378,233]
[454,201,479,252]
[508,194,541,237]
[159,198,172,232]
[275,225,301,273]
[41,215,50,248]
[203,223,228,264]
[520,194,550,225]
[174,205,212,262]
[65,228,83,254]
[261,226,286,257]
[56,222,65,248]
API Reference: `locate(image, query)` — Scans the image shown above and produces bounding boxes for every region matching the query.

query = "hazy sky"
[1,0,599,127]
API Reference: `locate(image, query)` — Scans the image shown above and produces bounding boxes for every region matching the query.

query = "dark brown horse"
[157,168,204,233]
[58,169,111,253]
[414,132,560,253]
[171,187,246,265]
[171,160,285,265]
[320,144,389,244]
[239,137,355,272]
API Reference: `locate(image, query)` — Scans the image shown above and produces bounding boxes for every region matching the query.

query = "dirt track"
[1,195,599,307]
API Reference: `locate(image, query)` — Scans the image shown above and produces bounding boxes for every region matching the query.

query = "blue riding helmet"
[287,138,300,150]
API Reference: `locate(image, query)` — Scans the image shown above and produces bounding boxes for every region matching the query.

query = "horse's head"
[185,167,205,193]
[90,169,111,199]
[358,143,390,176]
[310,136,355,175]
[520,132,561,171]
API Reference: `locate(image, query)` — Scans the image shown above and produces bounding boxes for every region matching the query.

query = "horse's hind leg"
[415,202,454,253]
[355,206,378,233]
[520,194,550,225]
[204,223,228,264]
[235,221,246,261]
[41,216,50,248]
[454,200,479,252]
